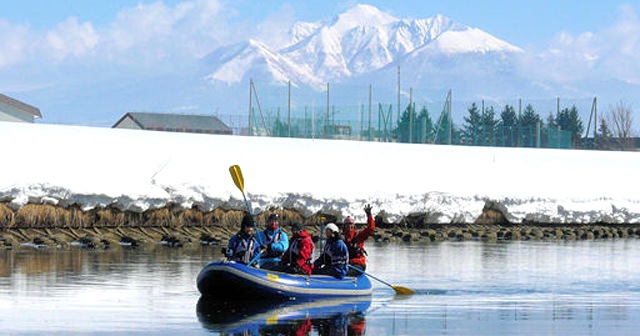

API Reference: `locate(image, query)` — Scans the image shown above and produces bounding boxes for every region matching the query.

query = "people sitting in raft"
[312,223,349,279]
[257,213,289,270]
[275,222,314,275]
[225,213,260,265]
[344,204,376,276]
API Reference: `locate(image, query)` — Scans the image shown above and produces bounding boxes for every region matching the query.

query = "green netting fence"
[244,105,573,149]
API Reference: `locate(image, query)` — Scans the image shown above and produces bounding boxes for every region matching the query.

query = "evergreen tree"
[499,104,518,147]
[434,108,454,145]
[481,105,499,145]
[556,105,584,148]
[271,112,288,137]
[500,105,518,127]
[416,107,433,143]
[519,104,541,147]
[463,102,483,145]
[393,103,425,143]
[597,118,614,150]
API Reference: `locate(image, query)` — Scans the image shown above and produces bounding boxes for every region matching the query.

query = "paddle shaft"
[347,265,394,288]
[247,249,263,267]
[319,218,325,252]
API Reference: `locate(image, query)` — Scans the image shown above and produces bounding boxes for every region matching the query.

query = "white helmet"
[325,223,339,233]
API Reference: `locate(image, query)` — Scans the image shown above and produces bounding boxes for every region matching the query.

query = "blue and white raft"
[196,261,372,300]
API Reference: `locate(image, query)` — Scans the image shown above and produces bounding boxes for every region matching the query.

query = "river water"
[1,239,639,335]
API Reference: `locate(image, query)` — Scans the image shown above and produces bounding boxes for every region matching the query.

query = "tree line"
[392,100,636,151]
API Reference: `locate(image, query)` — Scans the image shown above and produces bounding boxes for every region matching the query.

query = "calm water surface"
[1,239,639,335]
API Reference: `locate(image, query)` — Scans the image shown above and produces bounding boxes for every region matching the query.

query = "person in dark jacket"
[278,222,314,275]
[226,213,260,265]
[257,213,289,270]
[313,223,349,279]
[343,204,376,276]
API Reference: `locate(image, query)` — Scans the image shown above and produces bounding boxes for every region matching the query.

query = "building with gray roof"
[0,93,42,123]
[112,112,232,135]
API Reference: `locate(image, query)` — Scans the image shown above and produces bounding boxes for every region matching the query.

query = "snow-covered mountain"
[18,3,639,128]
[203,39,323,86]
[203,4,523,88]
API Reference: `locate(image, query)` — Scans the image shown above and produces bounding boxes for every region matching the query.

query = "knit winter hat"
[291,222,304,231]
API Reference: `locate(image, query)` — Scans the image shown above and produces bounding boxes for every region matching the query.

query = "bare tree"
[605,101,636,151]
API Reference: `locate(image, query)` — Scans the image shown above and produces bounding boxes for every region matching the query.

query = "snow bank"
[1,122,639,223]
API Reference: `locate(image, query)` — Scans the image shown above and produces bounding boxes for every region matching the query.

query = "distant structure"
[112,112,232,135]
[0,93,42,123]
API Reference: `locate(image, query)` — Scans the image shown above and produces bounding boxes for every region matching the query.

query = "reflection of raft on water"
[196,260,372,300]
[196,296,370,334]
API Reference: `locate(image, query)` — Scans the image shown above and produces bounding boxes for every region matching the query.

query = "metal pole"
[397,65,400,124]
[326,82,330,139]
[288,80,291,138]
[448,90,452,144]
[248,79,253,136]
[369,84,372,141]
[409,87,413,143]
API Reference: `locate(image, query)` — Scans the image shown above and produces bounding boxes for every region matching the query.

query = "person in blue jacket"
[257,213,289,269]
[312,223,349,279]
[226,213,260,265]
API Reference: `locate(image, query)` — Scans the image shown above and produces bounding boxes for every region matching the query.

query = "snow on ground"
[1,122,639,224]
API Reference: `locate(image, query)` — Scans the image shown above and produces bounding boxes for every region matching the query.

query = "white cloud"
[596,4,640,82]
[253,4,297,50]
[521,4,640,84]
[0,0,241,69]
[103,0,236,64]
[45,17,99,60]
[0,20,31,67]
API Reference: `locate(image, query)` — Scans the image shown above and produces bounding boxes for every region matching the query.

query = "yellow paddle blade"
[229,165,245,194]
[392,285,416,295]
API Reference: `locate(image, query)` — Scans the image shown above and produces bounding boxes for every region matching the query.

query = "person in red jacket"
[278,222,315,275]
[343,204,375,276]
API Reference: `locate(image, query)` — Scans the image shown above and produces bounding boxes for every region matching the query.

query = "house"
[112,112,233,135]
[0,93,42,123]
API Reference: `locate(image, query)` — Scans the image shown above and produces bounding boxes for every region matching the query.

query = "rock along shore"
[0,203,638,250]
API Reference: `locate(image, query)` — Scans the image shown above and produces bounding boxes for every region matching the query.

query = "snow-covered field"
[1,122,639,224]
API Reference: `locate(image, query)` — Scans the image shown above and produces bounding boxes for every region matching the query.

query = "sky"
[1,1,640,126]
[1,122,639,224]
[0,1,629,48]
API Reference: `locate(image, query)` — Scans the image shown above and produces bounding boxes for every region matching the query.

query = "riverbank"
[2,223,639,250]
[1,203,638,250]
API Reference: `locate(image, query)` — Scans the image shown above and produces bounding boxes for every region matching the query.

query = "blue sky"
[0,0,633,48]
[1,1,640,126]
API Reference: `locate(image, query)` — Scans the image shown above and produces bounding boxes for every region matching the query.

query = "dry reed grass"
[1,202,325,233]
[94,208,130,227]
[146,207,172,227]
[15,204,66,228]
[0,203,14,228]
[178,208,204,226]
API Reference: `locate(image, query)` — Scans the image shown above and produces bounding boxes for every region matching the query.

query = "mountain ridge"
[203,4,522,88]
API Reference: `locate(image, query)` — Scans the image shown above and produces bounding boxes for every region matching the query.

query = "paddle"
[348,265,415,295]
[319,216,326,252]
[229,165,253,217]
[229,164,264,262]
[247,249,265,267]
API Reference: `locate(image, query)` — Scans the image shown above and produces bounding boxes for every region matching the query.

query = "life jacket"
[345,237,367,261]
[262,227,283,258]
[230,232,256,264]
[287,230,314,275]
[343,214,375,267]
[322,238,348,267]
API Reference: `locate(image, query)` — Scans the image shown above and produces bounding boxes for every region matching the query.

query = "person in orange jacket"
[343,204,375,276]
